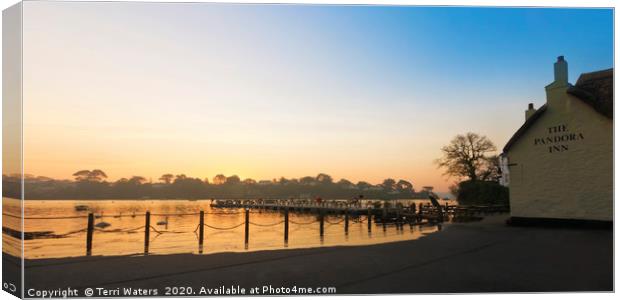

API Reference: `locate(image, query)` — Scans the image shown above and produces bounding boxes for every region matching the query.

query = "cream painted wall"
[506,87,613,221]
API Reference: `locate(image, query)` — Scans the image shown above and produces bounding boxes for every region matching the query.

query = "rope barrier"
[148,225,192,234]
[325,217,345,225]
[125,226,146,232]
[249,220,284,227]
[208,211,243,215]
[99,214,147,218]
[94,226,145,234]
[150,212,201,217]
[150,225,163,234]
[55,228,87,237]
[289,219,318,225]
[203,222,245,231]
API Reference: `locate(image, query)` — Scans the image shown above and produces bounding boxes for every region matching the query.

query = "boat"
[74,205,89,212]
[94,222,111,229]
[157,216,169,226]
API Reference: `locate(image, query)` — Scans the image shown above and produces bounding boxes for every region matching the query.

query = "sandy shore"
[6,215,613,296]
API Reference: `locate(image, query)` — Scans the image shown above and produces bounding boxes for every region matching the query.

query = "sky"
[19,2,613,191]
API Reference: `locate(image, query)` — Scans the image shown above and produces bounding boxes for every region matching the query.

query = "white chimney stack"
[525,103,536,120]
[554,55,568,85]
[545,56,570,106]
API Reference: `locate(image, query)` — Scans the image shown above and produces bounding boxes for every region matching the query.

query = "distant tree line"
[2,170,432,200]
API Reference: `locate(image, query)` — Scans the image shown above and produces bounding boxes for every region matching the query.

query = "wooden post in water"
[86,213,94,256]
[144,211,150,254]
[199,210,205,252]
[418,202,424,222]
[396,208,401,231]
[284,208,289,244]
[244,209,249,246]
[382,204,387,232]
[344,210,349,235]
[436,203,444,223]
[367,208,372,233]
[319,212,324,237]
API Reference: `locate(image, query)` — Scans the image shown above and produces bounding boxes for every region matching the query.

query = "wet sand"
[7,215,613,296]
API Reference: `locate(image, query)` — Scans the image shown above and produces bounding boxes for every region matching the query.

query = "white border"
[0,1,616,300]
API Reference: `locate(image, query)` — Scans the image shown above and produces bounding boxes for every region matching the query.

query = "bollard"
[86,213,94,256]
[437,204,444,223]
[144,211,150,254]
[367,208,372,233]
[284,208,289,244]
[344,210,349,234]
[199,210,205,252]
[244,209,249,246]
[319,212,324,237]
[418,202,424,222]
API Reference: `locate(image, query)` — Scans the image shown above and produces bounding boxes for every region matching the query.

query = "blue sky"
[23,2,613,191]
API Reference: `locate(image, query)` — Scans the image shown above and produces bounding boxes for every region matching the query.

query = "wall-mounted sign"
[533,124,585,153]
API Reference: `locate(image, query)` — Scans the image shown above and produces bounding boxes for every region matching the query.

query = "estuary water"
[2,198,447,259]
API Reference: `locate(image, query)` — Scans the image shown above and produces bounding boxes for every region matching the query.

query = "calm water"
[2,198,448,259]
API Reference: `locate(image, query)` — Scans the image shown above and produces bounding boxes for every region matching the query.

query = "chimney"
[525,103,536,120]
[545,55,569,90]
[554,56,568,83]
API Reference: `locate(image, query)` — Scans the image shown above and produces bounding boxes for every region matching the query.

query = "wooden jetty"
[211,199,373,215]
[210,198,509,222]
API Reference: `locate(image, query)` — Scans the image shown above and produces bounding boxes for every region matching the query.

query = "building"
[502,56,613,226]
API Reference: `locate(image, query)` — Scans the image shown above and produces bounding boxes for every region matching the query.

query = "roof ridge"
[576,68,613,84]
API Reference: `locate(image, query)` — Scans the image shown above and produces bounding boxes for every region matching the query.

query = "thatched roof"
[567,68,613,119]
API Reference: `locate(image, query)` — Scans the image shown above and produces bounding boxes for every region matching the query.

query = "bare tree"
[478,155,502,182]
[435,132,497,181]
